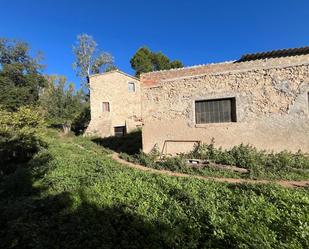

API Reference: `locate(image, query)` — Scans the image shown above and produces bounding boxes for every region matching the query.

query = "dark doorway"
[114,126,126,137]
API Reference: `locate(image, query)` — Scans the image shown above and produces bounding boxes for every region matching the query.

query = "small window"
[195,98,236,124]
[114,126,126,137]
[102,102,110,112]
[128,82,135,92]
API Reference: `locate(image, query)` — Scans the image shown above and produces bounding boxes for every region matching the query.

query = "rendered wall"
[142,57,309,154]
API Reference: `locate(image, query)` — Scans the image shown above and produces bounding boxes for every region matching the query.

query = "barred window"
[195,98,236,124]
[114,126,126,137]
[102,102,110,112]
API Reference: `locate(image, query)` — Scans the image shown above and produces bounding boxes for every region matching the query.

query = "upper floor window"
[128,82,135,92]
[102,102,110,112]
[195,97,237,124]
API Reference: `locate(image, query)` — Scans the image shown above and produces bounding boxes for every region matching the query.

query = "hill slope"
[1,131,308,248]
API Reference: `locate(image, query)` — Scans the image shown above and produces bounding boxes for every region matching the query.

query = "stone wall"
[86,71,142,137]
[141,54,309,86]
[141,56,309,154]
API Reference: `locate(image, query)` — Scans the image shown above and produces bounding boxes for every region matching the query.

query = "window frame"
[194,97,237,124]
[128,82,136,92]
[102,102,110,112]
[114,126,126,137]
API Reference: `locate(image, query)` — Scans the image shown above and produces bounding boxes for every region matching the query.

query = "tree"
[170,60,184,69]
[130,47,153,77]
[0,38,47,111]
[152,52,171,71]
[73,34,114,89]
[40,75,86,134]
[130,47,184,77]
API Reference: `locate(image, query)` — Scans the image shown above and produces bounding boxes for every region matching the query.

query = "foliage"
[71,104,91,135]
[0,38,47,111]
[72,34,114,89]
[0,106,46,175]
[130,46,184,77]
[0,131,308,248]
[120,139,309,180]
[40,75,87,133]
[187,141,309,177]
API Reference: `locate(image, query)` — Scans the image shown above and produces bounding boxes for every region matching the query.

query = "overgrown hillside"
[0,130,308,249]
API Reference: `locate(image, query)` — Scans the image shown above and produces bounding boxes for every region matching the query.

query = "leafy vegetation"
[40,75,88,134]
[71,104,91,135]
[1,35,308,248]
[130,47,184,77]
[0,38,47,111]
[0,131,308,248]
[0,106,46,176]
[120,139,309,180]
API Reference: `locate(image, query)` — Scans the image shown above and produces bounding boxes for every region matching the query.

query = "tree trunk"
[62,124,71,135]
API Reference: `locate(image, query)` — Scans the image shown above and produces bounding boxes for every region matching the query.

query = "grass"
[0,130,309,248]
[120,139,309,181]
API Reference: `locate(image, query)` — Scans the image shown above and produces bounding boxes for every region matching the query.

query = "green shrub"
[71,105,90,135]
[119,152,137,163]
[188,141,309,173]
[157,156,187,171]
[121,139,309,180]
[0,106,46,175]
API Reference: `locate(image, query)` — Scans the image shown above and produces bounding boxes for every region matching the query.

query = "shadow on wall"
[92,129,142,155]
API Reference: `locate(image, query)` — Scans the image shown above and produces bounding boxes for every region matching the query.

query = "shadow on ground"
[1,191,172,248]
[0,146,170,248]
[0,149,226,248]
[92,130,142,155]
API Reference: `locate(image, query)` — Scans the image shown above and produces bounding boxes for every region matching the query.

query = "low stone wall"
[141,59,309,154]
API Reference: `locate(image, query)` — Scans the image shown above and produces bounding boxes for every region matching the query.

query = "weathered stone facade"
[86,70,142,137]
[141,55,309,154]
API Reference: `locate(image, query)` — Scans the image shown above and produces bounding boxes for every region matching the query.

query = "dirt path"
[70,142,309,188]
[111,153,309,189]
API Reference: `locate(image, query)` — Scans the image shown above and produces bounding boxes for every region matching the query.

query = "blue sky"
[1,0,309,88]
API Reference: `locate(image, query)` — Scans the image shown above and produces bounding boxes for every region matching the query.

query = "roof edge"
[140,60,236,76]
[89,69,140,81]
[159,60,309,83]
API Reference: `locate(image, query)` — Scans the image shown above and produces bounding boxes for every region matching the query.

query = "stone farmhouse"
[141,47,309,154]
[86,70,142,137]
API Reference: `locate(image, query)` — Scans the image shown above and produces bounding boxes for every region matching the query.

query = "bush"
[188,141,309,170]
[71,105,90,135]
[121,139,309,180]
[0,106,46,175]
[157,156,187,171]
